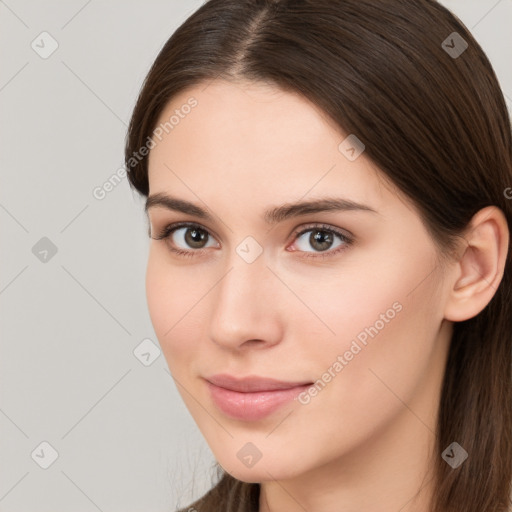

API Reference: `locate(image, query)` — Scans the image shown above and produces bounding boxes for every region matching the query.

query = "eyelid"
[151,220,221,244]
[287,222,354,258]
[291,222,353,242]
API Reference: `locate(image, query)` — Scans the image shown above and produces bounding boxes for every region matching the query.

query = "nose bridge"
[208,245,280,347]
[216,248,269,320]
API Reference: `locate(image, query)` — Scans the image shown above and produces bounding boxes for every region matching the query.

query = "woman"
[124,0,512,510]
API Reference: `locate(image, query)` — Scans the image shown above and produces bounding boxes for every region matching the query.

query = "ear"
[444,206,509,322]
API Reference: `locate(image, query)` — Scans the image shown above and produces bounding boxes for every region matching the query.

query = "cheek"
[145,250,171,339]
[282,288,440,471]
[145,248,213,370]
[145,250,191,360]
[286,262,400,350]
[300,249,442,411]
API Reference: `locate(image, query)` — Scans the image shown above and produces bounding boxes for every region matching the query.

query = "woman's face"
[145,79,453,483]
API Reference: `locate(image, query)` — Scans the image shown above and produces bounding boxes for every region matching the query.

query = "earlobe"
[444,206,509,322]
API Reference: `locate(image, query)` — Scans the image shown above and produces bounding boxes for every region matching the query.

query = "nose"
[208,250,283,351]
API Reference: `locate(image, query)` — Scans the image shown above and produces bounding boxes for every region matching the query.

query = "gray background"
[0,1,511,511]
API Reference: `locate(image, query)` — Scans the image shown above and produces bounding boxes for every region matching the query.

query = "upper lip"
[205,374,313,392]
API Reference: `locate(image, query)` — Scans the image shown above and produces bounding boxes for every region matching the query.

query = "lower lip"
[205,381,312,421]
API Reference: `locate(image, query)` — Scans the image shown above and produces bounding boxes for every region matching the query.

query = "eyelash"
[152,221,354,260]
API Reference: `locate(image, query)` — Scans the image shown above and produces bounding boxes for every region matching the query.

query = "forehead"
[147,79,399,216]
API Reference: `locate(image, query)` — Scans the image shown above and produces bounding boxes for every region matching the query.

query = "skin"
[145,79,509,512]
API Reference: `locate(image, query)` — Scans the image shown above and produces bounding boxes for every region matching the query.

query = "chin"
[217,451,308,484]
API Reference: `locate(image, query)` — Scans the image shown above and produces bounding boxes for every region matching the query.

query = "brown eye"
[153,222,219,257]
[181,226,209,248]
[290,224,354,259]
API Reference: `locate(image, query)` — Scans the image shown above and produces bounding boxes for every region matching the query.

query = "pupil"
[187,228,206,247]
[312,230,332,250]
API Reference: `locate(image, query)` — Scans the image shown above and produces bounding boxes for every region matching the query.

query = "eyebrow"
[145,192,378,224]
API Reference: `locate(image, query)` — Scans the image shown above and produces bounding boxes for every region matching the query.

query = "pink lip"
[204,374,313,421]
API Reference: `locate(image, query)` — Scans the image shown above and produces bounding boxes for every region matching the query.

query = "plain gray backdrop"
[1,1,511,511]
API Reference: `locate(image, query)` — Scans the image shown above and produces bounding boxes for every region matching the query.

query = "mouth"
[203,374,314,421]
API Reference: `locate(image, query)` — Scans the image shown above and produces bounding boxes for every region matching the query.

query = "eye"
[289,223,354,259]
[151,222,218,258]
[152,221,354,260]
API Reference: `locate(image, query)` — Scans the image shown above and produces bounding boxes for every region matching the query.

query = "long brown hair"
[124,1,512,510]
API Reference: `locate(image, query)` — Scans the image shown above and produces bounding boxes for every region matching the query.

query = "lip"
[204,374,313,421]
